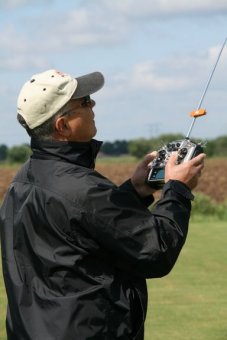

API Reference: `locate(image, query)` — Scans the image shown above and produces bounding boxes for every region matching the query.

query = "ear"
[54,116,71,138]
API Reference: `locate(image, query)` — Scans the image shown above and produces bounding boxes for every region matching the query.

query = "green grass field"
[145,219,227,340]
[1,219,227,340]
[0,258,7,340]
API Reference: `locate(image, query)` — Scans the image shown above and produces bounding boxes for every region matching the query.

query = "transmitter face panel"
[147,139,204,189]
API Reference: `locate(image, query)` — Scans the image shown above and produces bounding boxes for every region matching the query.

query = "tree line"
[101,134,227,158]
[0,144,31,163]
[0,134,227,163]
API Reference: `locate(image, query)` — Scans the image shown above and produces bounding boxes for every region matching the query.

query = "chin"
[93,126,97,137]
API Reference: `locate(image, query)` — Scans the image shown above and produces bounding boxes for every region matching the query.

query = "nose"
[91,99,96,108]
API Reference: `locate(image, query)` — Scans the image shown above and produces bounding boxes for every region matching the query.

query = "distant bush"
[7,144,31,163]
[191,193,227,220]
[128,138,152,158]
[101,140,128,155]
[0,144,8,161]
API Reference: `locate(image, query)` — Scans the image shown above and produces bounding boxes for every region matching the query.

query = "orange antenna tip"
[189,108,207,117]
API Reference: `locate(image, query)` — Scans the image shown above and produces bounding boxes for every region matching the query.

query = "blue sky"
[1,0,227,146]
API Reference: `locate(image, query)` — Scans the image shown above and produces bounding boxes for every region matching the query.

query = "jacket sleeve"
[80,177,193,279]
[119,179,155,207]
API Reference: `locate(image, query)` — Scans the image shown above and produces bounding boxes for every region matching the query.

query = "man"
[0,69,205,340]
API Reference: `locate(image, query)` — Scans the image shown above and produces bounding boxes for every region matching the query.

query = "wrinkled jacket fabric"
[0,139,192,340]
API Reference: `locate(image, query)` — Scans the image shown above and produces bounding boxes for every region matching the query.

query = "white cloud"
[0,0,29,8]
[1,1,226,63]
[0,25,31,53]
[2,0,227,14]
[130,61,189,92]
[109,58,194,95]
[39,8,129,49]
[0,7,129,58]
[102,43,227,98]
[100,0,227,17]
[0,0,54,10]
[0,55,49,71]
[46,9,124,49]
[0,24,50,71]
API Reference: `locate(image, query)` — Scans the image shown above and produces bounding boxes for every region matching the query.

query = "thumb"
[167,152,178,166]
[145,151,158,167]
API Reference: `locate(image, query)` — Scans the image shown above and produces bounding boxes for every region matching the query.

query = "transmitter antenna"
[186,37,227,138]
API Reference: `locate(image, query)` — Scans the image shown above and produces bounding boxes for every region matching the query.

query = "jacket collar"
[31,138,103,169]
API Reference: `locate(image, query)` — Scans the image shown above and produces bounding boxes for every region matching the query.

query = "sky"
[1,0,227,146]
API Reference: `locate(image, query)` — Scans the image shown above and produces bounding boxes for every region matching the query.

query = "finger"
[188,162,204,180]
[197,170,202,177]
[144,151,158,166]
[189,153,206,166]
[166,152,178,165]
[195,162,205,173]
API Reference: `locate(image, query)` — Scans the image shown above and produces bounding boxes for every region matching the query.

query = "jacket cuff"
[120,179,154,207]
[163,180,194,201]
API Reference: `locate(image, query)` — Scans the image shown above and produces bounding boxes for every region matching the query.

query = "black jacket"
[0,139,193,340]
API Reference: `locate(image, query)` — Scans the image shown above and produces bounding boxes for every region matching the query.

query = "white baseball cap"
[17,69,104,129]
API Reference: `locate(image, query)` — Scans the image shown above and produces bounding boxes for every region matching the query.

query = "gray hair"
[17,101,72,141]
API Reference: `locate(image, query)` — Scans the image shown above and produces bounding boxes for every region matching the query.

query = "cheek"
[83,113,96,131]
[77,116,95,130]
[69,116,96,141]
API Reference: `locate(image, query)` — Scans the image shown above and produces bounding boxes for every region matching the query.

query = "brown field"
[0,158,227,203]
[98,158,227,203]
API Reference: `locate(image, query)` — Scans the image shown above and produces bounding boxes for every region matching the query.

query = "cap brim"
[72,72,104,99]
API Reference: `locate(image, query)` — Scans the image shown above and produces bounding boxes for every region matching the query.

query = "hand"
[165,152,206,190]
[131,151,158,197]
